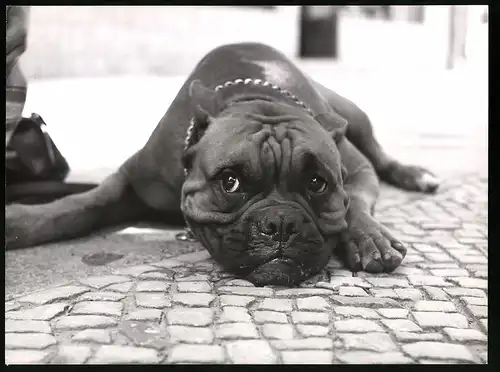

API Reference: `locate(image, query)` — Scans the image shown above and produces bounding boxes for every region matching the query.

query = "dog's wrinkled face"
[181,99,349,286]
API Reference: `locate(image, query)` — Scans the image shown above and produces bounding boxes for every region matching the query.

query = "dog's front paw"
[337,213,406,273]
[379,161,440,193]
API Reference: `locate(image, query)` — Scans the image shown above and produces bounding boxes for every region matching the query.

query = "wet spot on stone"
[119,321,168,349]
[82,252,125,266]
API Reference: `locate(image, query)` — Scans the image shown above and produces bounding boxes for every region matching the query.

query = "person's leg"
[6,6,30,137]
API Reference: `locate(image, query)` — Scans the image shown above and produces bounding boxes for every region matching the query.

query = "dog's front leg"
[6,170,150,250]
[336,139,407,273]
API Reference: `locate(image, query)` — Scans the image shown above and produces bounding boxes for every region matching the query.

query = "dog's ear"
[185,80,224,149]
[315,111,348,143]
[189,79,222,117]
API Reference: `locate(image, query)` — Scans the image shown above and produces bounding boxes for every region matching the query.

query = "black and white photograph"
[5,5,488,365]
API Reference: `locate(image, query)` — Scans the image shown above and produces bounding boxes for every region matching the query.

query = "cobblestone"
[5,319,52,333]
[331,296,401,308]
[377,308,409,318]
[345,333,395,353]
[281,350,333,364]
[55,315,118,330]
[381,319,422,332]
[334,306,380,319]
[394,331,444,342]
[335,319,383,333]
[5,350,51,364]
[90,345,159,363]
[135,293,170,308]
[71,301,123,317]
[402,342,475,362]
[226,340,277,364]
[450,277,487,289]
[258,298,293,312]
[135,281,170,292]
[167,308,213,326]
[254,311,288,324]
[72,329,112,344]
[394,288,423,301]
[275,288,332,297]
[480,319,487,331]
[176,273,211,282]
[151,258,183,268]
[17,286,90,305]
[444,287,486,298]
[177,281,212,292]
[168,344,225,363]
[370,288,398,298]
[52,345,92,364]
[413,312,469,328]
[467,305,487,318]
[364,278,409,288]
[413,300,456,312]
[126,309,162,322]
[407,275,452,287]
[296,296,331,310]
[79,291,126,302]
[292,311,329,325]
[113,265,158,277]
[337,351,413,364]
[215,323,259,339]
[323,277,371,289]
[461,296,487,306]
[218,307,252,323]
[262,323,295,339]
[6,333,57,350]
[443,327,487,342]
[167,326,214,344]
[424,286,449,300]
[296,325,330,337]
[430,269,469,277]
[339,286,369,296]
[5,301,22,312]
[220,295,256,307]
[105,282,134,293]
[218,286,273,297]
[172,293,215,307]
[224,278,255,286]
[6,303,70,320]
[79,275,130,289]
[272,338,333,350]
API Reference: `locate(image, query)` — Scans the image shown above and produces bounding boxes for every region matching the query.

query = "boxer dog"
[6,43,439,286]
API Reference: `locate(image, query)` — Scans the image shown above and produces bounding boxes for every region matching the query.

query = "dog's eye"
[307,174,328,194]
[221,170,242,193]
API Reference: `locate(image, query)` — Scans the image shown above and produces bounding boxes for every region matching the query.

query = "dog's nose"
[258,210,302,241]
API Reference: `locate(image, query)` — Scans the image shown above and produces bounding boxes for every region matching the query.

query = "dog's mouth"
[243,257,307,287]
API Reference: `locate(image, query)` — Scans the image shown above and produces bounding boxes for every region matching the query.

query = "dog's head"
[181,80,350,286]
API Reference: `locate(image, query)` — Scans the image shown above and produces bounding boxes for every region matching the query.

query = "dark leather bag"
[6,113,70,185]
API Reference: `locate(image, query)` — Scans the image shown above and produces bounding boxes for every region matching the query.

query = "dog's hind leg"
[6,169,152,250]
[312,79,440,193]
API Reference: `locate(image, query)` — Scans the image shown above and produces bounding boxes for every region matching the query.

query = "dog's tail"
[6,181,98,205]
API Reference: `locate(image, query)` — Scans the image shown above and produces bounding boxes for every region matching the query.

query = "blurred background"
[16,5,488,181]
[20,5,488,80]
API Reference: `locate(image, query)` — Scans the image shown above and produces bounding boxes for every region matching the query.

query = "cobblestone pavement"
[5,174,487,364]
